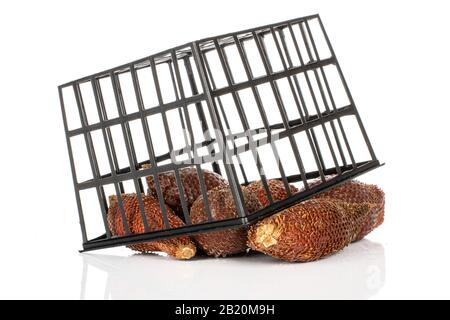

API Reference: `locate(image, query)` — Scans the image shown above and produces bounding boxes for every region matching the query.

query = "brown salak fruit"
[107,194,136,237]
[247,198,371,262]
[245,179,299,206]
[107,193,196,260]
[312,180,385,241]
[190,186,262,257]
[143,164,228,214]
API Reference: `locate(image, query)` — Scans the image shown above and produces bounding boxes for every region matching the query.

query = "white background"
[1,0,449,300]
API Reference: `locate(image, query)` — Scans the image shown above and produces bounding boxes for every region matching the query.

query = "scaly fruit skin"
[107,194,136,237]
[247,199,370,262]
[144,165,228,214]
[312,180,385,241]
[246,180,299,207]
[107,193,196,260]
[190,186,262,257]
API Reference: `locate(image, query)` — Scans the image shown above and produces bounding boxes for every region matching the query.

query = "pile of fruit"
[107,166,384,262]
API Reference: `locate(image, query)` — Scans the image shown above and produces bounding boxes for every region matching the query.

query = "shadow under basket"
[58,14,382,252]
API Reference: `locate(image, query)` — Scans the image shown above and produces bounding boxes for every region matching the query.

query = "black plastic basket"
[58,14,381,252]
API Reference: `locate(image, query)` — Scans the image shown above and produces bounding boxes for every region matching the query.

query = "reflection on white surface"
[80,239,385,299]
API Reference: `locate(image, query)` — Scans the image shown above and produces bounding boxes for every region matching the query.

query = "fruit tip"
[175,245,196,260]
[109,195,118,206]
[254,218,282,249]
